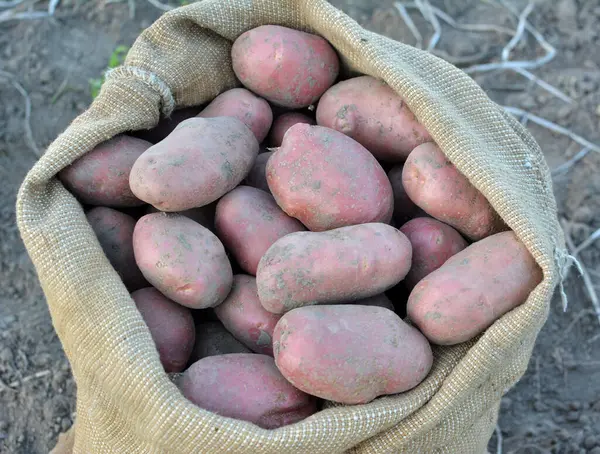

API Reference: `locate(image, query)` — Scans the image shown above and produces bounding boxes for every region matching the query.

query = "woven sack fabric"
[16,0,567,452]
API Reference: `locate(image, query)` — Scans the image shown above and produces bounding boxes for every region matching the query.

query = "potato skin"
[131,287,195,373]
[132,213,233,309]
[197,88,273,143]
[267,124,394,231]
[231,25,339,108]
[273,305,433,404]
[256,223,412,314]
[215,185,306,275]
[400,217,468,289]
[59,135,151,207]
[407,231,543,345]
[387,164,423,225]
[316,76,432,162]
[244,151,273,194]
[268,112,316,147]
[402,142,506,241]
[191,321,251,361]
[86,207,148,291]
[214,275,282,356]
[129,117,259,212]
[179,354,317,429]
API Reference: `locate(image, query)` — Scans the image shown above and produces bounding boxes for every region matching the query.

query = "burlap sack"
[16,0,567,452]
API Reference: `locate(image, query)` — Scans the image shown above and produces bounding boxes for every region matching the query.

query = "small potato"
[273,305,433,404]
[197,88,273,143]
[86,207,147,291]
[402,142,506,240]
[131,287,195,373]
[131,106,203,144]
[215,186,306,275]
[257,223,412,314]
[407,231,543,345]
[351,293,395,311]
[268,112,315,147]
[214,275,282,355]
[244,152,273,194]
[231,25,339,108]
[59,135,151,207]
[267,124,394,231]
[179,354,317,429]
[400,217,468,289]
[129,117,259,212]
[191,321,251,361]
[147,203,216,233]
[133,213,233,309]
[316,76,431,162]
[387,164,423,224]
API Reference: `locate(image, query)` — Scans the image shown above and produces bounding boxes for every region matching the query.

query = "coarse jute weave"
[16,0,567,452]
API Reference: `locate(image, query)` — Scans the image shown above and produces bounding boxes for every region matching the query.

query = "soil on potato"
[1,0,599,453]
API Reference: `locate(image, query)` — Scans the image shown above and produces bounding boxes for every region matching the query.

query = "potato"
[197,88,273,142]
[266,124,394,231]
[315,76,432,162]
[400,217,468,289]
[214,275,282,355]
[244,151,272,194]
[387,164,423,224]
[231,25,339,108]
[147,202,216,233]
[86,207,147,291]
[268,112,315,147]
[133,213,233,309]
[59,135,151,207]
[257,223,412,314]
[131,287,195,373]
[179,354,317,429]
[131,106,203,144]
[129,117,259,212]
[191,321,251,361]
[273,305,433,404]
[351,293,395,311]
[402,142,506,241]
[407,231,543,345]
[215,186,306,275]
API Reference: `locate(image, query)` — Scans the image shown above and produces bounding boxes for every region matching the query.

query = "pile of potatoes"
[59,25,543,429]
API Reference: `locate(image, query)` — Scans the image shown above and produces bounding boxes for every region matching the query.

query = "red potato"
[131,287,195,373]
[59,135,151,207]
[86,207,148,292]
[244,151,273,194]
[214,275,282,356]
[197,88,273,143]
[407,231,543,345]
[273,305,433,404]
[256,223,412,314]
[402,142,506,241]
[129,117,259,212]
[231,25,339,108]
[400,217,468,289]
[268,112,316,147]
[147,203,216,233]
[131,106,203,144]
[191,321,251,361]
[215,185,306,275]
[388,164,423,224]
[179,354,317,429]
[315,76,432,162]
[133,213,233,309]
[267,124,394,231]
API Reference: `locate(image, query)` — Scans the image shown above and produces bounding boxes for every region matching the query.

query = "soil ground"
[1,0,600,453]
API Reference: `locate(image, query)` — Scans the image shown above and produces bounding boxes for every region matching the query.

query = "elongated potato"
[407,231,543,345]
[214,275,282,356]
[267,124,394,231]
[179,354,317,429]
[231,25,339,108]
[197,88,273,142]
[400,217,468,289]
[388,164,423,224]
[215,186,306,275]
[132,287,195,373]
[133,213,233,309]
[257,223,412,314]
[59,135,151,207]
[191,321,251,361]
[147,203,217,233]
[129,117,259,212]
[402,142,506,240]
[244,151,273,194]
[273,305,433,404]
[268,112,315,147]
[86,207,148,291]
[316,76,432,161]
